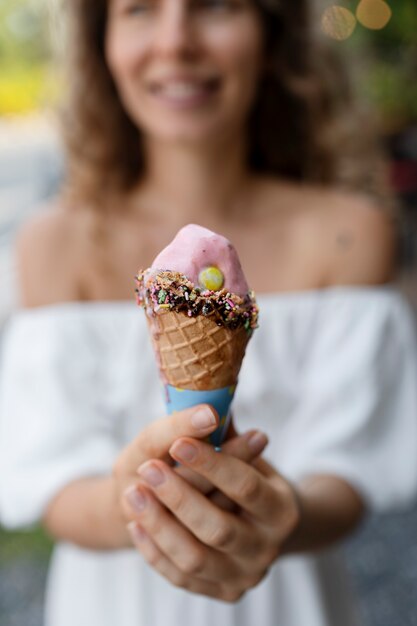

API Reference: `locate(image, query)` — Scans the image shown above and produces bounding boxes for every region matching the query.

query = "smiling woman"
[59,0,386,209]
[1,1,417,626]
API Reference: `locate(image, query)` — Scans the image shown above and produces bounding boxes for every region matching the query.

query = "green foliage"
[345,0,417,125]
[0,526,53,563]
[0,0,50,66]
[0,0,53,114]
[363,59,417,124]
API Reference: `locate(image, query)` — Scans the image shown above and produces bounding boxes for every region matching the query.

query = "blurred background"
[0,1,416,625]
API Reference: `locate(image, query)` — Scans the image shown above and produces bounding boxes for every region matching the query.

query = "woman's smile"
[147,75,222,110]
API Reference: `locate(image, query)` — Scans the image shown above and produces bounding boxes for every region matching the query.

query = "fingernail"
[245,431,268,455]
[170,441,199,463]
[125,486,147,513]
[127,521,147,544]
[138,463,165,487]
[191,406,217,430]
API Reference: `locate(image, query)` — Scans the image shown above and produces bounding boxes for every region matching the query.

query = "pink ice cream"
[151,224,249,297]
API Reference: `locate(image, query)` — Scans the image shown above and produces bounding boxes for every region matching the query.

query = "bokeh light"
[321,5,357,41]
[356,0,392,30]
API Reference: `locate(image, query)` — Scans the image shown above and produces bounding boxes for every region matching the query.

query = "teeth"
[158,82,208,99]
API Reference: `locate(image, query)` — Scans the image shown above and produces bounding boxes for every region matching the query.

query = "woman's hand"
[124,437,300,602]
[43,405,267,551]
[113,405,269,540]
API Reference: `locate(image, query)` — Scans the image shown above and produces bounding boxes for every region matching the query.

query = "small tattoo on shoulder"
[336,232,355,251]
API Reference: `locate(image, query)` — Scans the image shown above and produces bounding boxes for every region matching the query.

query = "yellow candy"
[199,266,224,291]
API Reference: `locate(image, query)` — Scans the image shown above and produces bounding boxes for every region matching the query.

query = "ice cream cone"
[146,308,250,391]
[135,225,259,446]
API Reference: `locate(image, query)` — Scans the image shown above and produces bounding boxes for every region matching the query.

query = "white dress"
[1,288,417,626]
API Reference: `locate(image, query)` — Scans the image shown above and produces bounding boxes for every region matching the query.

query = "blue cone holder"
[165,384,236,447]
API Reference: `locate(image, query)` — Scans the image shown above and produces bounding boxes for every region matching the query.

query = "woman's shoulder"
[318,189,397,286]
[18,200,80,244]
[256,178,397,288]
[16,200,85,308]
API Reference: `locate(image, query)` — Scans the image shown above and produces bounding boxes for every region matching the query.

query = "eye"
[124,0,152,15]
[191,0,242,11]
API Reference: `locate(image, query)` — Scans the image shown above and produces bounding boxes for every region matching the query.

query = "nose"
[153,3,197,57]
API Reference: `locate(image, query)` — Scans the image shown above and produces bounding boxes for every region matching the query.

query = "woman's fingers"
[135,462,259,556]
[169,438,283,523]
[124,484,240,581]
[174,429,269,496]
[114,404,218,476]
[126,522,227,599]
[205,430,270,511]
[223,429,268,461]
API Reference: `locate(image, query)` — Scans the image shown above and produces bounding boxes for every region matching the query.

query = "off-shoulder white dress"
[1,289,417,626]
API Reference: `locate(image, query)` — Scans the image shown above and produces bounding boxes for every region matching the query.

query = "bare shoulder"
[250,178,397,291]
[16,201,82,307]
[315,189,398,286]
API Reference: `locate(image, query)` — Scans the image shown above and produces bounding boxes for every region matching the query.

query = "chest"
[76,209,326,301]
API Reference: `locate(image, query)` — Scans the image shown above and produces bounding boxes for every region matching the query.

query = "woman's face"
[105,0,264,145]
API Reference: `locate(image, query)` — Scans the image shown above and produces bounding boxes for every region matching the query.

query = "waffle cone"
[147,310,250,391]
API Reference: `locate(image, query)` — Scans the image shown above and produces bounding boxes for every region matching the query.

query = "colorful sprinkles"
[135,270,259,335]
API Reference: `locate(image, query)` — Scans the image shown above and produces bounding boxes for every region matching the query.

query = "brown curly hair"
[57,0,389,208]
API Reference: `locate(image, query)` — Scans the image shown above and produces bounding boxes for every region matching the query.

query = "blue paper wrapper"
[165,384,236,447]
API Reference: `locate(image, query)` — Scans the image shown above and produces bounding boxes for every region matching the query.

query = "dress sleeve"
[0,311,120,529]
[0,241,20,328]
[284,290,417,513]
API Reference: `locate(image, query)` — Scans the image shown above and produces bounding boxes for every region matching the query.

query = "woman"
[1,1,416,625]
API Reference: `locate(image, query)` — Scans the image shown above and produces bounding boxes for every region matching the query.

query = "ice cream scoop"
[150,224,249,297]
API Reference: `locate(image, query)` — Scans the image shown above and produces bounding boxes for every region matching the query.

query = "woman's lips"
[148,77,221,109]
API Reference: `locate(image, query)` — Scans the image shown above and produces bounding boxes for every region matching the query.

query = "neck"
[136,134,252,224]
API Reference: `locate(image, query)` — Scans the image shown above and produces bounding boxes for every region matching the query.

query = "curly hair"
[57,0,389,208]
